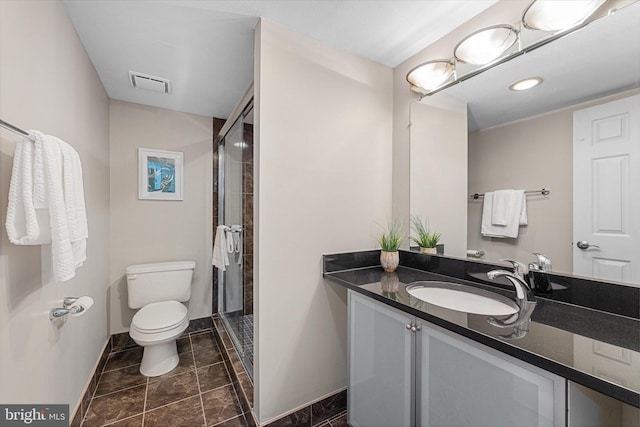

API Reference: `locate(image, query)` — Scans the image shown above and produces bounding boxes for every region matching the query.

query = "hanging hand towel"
[212,225,230,270]
[38,131,76,282]
[5,131,88,282]
[55,136,88,268]
[491,189,528,226]
[491,190,514,225]
[5,133,50,244]
[481,190,527,238]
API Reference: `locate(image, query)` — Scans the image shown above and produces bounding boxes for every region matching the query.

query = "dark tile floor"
[80,329,250,427]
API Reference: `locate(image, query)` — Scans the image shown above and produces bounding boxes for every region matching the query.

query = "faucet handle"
[532,253,552,272]
[499,258,529,278]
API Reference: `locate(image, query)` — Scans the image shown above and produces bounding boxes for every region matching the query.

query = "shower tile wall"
[242,121,254,316]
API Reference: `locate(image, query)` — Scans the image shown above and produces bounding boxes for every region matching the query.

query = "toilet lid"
[132,301,188,332]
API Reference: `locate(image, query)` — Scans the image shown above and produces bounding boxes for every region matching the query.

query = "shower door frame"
[217,95,254,381]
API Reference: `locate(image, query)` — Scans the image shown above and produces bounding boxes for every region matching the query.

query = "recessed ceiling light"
[509,77,543,91]
[454,25,518,65]
[406,60,455,91]
[522,0,606,32]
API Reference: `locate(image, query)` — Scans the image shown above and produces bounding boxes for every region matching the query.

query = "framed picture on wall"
[138,148,184,200]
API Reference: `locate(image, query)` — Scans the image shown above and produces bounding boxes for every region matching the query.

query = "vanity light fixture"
[406,60,455,91]
[522,0,607,32]
[509,77,543,91]
[454,25,519,65]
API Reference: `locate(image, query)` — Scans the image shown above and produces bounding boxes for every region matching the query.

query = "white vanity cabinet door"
[568,382,640,427]
[417,322,566,427]
[348,291,414,427]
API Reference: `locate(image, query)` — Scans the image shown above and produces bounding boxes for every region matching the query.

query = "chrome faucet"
[499,258,529,280]
[529,252,552,272]
[487,269,536,307]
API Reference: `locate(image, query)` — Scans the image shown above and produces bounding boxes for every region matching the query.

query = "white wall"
[109,100,213,333]
[254,19,393,423]
[410,96,468,257]
[0,0,110,417]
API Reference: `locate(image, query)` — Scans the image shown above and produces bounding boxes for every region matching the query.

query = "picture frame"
[138,148,184,201]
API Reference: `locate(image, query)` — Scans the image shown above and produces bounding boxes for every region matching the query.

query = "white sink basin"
[406,281,518,316]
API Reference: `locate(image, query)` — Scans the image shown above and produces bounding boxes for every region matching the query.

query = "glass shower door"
[218,101,254,379]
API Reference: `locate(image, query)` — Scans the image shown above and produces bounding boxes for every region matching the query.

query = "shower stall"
[217,95,254,380]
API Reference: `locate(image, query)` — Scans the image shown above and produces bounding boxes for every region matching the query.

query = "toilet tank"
[126,261,195,309]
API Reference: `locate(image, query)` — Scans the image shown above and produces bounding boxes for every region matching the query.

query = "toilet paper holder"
[49,296,91,320]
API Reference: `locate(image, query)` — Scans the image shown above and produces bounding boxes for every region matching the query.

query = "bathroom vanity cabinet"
[348,290,566,427]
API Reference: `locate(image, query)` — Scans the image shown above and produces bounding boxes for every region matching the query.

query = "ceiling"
[62,0,498,119]
[442,1,640,132]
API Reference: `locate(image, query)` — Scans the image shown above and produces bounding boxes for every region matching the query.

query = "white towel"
[5,131,88,282]
[491,189,527,226]
[481,190,527,239]
[39,131,76,282]
[55,136,88,267]
[212,225,230,270]
[6,134,43,244]
[225,229,234,253]
[491,190,512,225]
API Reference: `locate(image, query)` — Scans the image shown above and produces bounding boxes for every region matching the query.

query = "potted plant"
[411,215,441,254]
[378,219,403,272]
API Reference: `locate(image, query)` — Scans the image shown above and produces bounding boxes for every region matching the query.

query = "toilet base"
[139,341,179,377]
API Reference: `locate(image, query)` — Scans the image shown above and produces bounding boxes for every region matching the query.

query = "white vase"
[380,251,399,272]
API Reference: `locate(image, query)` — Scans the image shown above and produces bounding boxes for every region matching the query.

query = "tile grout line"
[141,376,149,426]
[92,381,148,400]
[191,334,208,427]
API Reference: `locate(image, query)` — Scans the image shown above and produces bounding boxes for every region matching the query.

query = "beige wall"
[109,101,213,333]
[0,0,110,417]
[467,108,573,271]
[392,0,530,247]
[467,88,640,274]
[410,95,468,256]
[254,19,392,423]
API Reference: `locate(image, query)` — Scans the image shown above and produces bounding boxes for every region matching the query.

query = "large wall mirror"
[410,1,640,287]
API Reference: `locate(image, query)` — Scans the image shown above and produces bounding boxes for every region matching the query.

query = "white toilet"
[126,260,195,377]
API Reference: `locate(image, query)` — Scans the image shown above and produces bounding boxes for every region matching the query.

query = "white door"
[573,94,640,285]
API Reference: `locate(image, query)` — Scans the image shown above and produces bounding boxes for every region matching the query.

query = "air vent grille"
[129,71,171,94]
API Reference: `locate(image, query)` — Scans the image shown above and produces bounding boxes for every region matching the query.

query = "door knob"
[577,240,600,250]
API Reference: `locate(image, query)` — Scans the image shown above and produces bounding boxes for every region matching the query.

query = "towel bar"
[470,187,550,199]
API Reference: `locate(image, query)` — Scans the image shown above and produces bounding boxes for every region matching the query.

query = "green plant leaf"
[410,215,441,248]
[378,218,404,251]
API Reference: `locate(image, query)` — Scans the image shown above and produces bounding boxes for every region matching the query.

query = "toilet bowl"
[129,300,189,376]
[126,261,195,377]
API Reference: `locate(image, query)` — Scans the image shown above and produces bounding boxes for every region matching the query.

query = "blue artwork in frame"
[138,148,183,200]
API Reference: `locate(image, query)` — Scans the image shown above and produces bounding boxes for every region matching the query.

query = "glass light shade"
[509,77,543,91]
[406,60,455,91]
[454,25,518,65]
[523,0,607,31]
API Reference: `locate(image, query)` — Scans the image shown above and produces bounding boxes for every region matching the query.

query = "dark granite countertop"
[323,255,640,408]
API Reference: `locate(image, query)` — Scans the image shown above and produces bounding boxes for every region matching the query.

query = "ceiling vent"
[129,71,171,94]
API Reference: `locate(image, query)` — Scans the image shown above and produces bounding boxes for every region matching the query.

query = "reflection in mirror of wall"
[410,1,640,287]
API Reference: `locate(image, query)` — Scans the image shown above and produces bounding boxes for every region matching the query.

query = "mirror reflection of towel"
[481,190,527,238]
